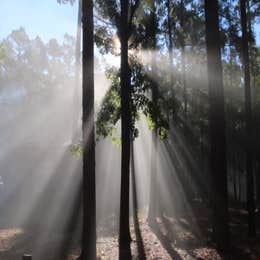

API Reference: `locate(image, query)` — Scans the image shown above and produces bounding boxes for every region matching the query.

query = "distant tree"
[72,0,82,142]
[240,0,256,237]
[166,0,174,85]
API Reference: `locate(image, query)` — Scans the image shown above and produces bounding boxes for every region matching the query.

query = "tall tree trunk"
[166,0,175,122]
[148,2,159,225]
[240,0,256,237]
[72,0,82,143]
[148,53,159,224]
[166,0,174,87]
[82,0,96,258]
[233,155,238,201]
[204,0,229,251]
[256,161,260,208]
[180,0,187,124]
[181,47,187,123]
[238,155,242,202]
[246,0,256,104]
[119,0,131,258]
[131,142,146,259]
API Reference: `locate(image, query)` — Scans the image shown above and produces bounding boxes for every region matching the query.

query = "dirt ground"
[0,203,260,259]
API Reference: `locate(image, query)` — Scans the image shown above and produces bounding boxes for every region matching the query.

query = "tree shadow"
[59,180,82,259]
[149,219,183,260]
[131,144,146,260]
[20,150,82,259]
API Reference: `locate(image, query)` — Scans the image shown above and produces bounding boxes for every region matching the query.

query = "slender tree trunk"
[180,0,187,124]
[166,0,175,123]
[72,0,82,143]
[148,59,159,224]
[240,0,256,237]
[182,47,187,123]
[166,0,174,87]
[233,156,237,201]
[148,2,160,225]
[204,0,229,250]
[131,142,146,259]
[119,0,131,258]
[82,0,96,258]
[229,51,233,88]
[238,156,242,202]
[256,162,260,208]
[246,0,256,104]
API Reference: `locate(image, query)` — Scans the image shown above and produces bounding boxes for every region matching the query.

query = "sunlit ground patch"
[0,228,24,251]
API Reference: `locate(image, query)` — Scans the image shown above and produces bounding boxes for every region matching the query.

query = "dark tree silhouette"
[119,0,132,258]
[82,0,96,258]
[240,0,256,237]
[148,0,160,225]
[204,0,229,251]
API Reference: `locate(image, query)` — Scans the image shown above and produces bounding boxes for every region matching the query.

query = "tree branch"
[128,0,140,31]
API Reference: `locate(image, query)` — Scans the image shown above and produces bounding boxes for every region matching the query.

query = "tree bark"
[246,0,256,104]
[182,48,187,123]
[256,162,260,208]
[119,0,132,258]
[180,0,187,124]
[148,1,160,225]
[166,0,174,87]
[82,0,96,258]
[204,0,229,251]
[240,0,256,237]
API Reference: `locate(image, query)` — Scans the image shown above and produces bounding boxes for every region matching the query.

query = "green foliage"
[96,67,121,140]
[95,0,120,30]
[94,26,114,55]
[69,143,83,157]
[96,55,170,141]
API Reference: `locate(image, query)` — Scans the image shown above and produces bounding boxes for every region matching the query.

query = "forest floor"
[0,201,259,259]
[95,200,260,260]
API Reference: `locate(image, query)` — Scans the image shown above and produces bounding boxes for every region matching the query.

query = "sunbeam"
[1,0,260,259]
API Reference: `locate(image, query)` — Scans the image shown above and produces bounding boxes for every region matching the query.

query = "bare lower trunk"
[119,1,131,258]
[82,0,96,258]
[205,0,229,250]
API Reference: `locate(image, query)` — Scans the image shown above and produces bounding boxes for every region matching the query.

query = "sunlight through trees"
[0,0,260,259]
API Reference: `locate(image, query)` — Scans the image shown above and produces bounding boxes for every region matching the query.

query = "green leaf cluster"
[96,55,170,142]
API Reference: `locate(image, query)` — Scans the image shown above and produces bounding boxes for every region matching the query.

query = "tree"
[119,0,132,257]
[240,0,256,237]
[147,0,160,225]
[82,0,96,258]
[204,0,229,251]
[58,0,96,257]
[72,0,82,143]
[95,0,140,258]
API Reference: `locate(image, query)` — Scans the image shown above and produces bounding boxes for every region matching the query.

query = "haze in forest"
[0,0,260,259]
